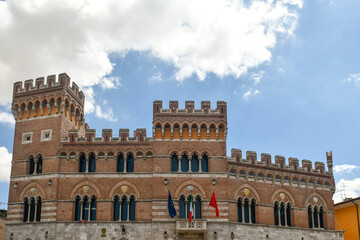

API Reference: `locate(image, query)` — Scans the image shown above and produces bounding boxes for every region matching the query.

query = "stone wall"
[6,221,344,240]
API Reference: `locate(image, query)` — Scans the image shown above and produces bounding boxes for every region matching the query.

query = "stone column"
[32,106,37,118]
[25,106,30,119]
[188,156,192,172]
[86,157,89,173]
[124,158,127,173]
[207,128,209,140]
[54,102,59,115]
[284,205,287,226]
[189,128,192,139]
[47,103,51,116]
[180,128,183,139]
[60,100,65,115]
[34,159,38,175]
[171,128,173,140]
[241,202,245,223]
[178,156,181,173]
[19,108,23,120]
[161,127,164,140]
[80,200,83,220]
[27,201,31,222]
[40,104,44,117]
[34,199,38,221]
[197,128,200,140]
[199,156,202,173]
[127,200,130,221]
[216,128,219,140]
[119,200,122,221]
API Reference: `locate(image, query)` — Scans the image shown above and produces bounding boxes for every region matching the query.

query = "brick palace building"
[6,73,343,239]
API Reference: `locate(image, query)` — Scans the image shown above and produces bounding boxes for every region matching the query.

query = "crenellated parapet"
[229,148,333,176]
[11,73,85,127]
[153,100,227,141]
[61,128,152,143]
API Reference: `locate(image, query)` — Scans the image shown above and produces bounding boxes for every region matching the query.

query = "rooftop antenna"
[338,183,347,201]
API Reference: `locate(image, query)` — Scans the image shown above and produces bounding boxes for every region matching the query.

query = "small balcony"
[176,220,207,232]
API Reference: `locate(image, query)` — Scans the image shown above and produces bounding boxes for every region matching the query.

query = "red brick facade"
[6,73,340,239]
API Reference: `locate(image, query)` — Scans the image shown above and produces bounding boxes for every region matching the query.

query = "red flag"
[209,192,219,218]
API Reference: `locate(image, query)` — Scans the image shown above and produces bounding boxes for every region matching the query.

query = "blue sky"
[0,0,360,207]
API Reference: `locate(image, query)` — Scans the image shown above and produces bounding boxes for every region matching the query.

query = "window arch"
[29,197,35,222]
[126,153,134,172]
[79,152,86,173]
[74,195,97,222]
[117,153,125,172]
[121,195,128,221]
[274,201,291,227]
[173,124,180,139]
[36,155,43,174]
[181,153,189,172]
[88,153,96,172]
[218,124,225,140]
[23,197,29,222]
[179,195,186,219]
[209,124,216,139]
[28,156,35,175]
[82,195,89,221]
[182,124,189,139]
[200,124,207,139]
[191,153,199,172]
[113,195,120,221]
[201,154,208,172]
[155,123,162,139]
[171,153,179,172]
[308,205,324,229]
[36,196,42,222]
[74,195,81,221]
[195,195,202,219]
[164,123,171,139]
[90,196,97,221]
[129,195,136,221]
[237,197,256,224]
[191,124,198,140]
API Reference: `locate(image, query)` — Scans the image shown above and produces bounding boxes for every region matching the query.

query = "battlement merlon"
[153,100,227,119]
[229,148,333,175]
[12,73,85,105]
[63,128,150,143]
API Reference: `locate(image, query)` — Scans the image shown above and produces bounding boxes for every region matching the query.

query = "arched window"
[182,124,189,139]
[313,206,319,228]
[179,195,186,219]
[171,153,178,172]
[237,198,243,223]
[127,153,134,172]
[23,197,29,222]
[121,196,128,221]
[164,124,171,139]
[74,196,81,221]
[274,201,279,225]
[82,196,89,221]
[209,124,216,139]
[36,196,42,222]
[308,205,313,228]
[29,197,35,222]
[113,196,120,221]
[286,203,292,226]
[181,153,189,172]
[319,207,324,228]
[88,153,96,172]
[251,199,256,224]
[200,124,207,139]
[280,202,286,226]
[117,153,124,172]
[90,196,96,221]
[195,196,202,219]
[244,198,250,223]
[29,156,35,174]
[129,196,136,221]
[218,124,225,140]
[36,155,43,174]
[155,123,162,139]
[173,124,180,139]
[191,124,198,140]
[191,154,199,172]
[79,153,86,173]
[201,154,208,172]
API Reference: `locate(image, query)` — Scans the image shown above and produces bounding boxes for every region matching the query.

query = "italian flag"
[189,195,194,222]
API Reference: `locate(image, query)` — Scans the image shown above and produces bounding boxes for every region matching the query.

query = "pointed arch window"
[195,196,202,219]
[29,197,35,222]
[88,153,96,172]
[113,196,120,221]
[274,201,279,225]
[121,196,128,221]
[117,154,124,172]
[129,196,136,221]
[251,199,256,224]
[79,153,86,173]
[280,202,286,226]
[74,196,81,221]
[36,155,43,174]
[308,205,324,229]
[308,205,313,228]
[29,156,35,174]
[181,153,189,172]
[127,153,134,172]
[286,203,292,227]
[90,196,97,221]
[36,196,42,222]
[179,195,186,219]
[244,198,250,223]
[201,154,208,172]
[23,197,29,222]
[237,198,243,222]
[319,207,324,228]
[171,153,178,172]
[82,196,89,221]
[191,154,199,172]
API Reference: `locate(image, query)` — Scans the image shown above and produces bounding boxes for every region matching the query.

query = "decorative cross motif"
[26,136,31,141]
[45,133,50,138]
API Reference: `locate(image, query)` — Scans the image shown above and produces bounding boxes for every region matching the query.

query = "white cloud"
[344,73,360,87]
[333,178,360,203]
[0,111,15,126]
[100,76,121,90]
[251,72,264,85]
[148,72,163,83]
[95,105,118,122]
[242,89,261,100]
[0,0,302,106]
[0,146,12,182]
[334,164,359,174]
